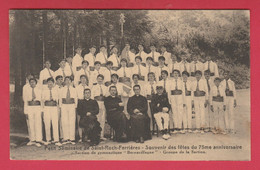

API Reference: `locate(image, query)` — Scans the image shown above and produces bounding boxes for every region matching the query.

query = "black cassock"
[127,95,152,141]
[104,96,129,141]
[77,99,101,145]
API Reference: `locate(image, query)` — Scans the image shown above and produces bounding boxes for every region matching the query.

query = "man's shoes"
[181,130,185,134]
[62,140,69,144]
[140,137,144,143]
[71,141,76,145]
[193,130,199,133]
[162,134,167,140]
[188,129,192,133]
[78,139,82,143]
[200,130,205,134]
[43,141,51,145]
[35,142,41,147]
[55,142,62,146]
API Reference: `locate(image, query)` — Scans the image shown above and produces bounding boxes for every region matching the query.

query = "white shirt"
[143,81,157,96]
[125,51,136,63]
[203,61,219,77]
[129,82,145,97]
[107,82,125,96]
[76,84,90,100]
[39,68,55,87]
[23,86,42,114]
[74,68,91,87]
[59,86,78,108]
[179,61,191,75]
[95,52,108,64]
[209,85,226,105]
[145,64,158,81]
[42,87,59,102]
[191,79,209,99]
[131,64,147,81]
[190,61,204,73]
[84,53,96,67]
[220,79,236,99]
[103,68,116,83]
[182,80,194,100]
[161,51,171,65]
[147,51,160,63]
[54,67,72,79]
[157,78,171,93]
[167,78,184,94]
[65,62,74,76]
[168,61,181,74]
[117,66,132,79]
[90,68,105,86]
[108,53,120,67]
[72,54,83,74]
[91,84,108,98]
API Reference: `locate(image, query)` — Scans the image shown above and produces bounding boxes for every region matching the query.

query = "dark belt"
[119,77,131,83]
[44,100,58,106]
[185,91,191,96]
[94,96,105,101]
[147,95,153,100]
[210,73,215,76]
[128,63,134,67]
[28,100,41,106]
[194,91,206,97]
[213,96,224,102]
[76,66,82,71]
[141,63,146,67]
[139,76,145,81]
[225,90,234,97]
[191,72,195,77]
[62,98,75,104]
[171,90,182,95]
[101,63,106,67]
[89,66,95,71]
[43,80,48,85]
[105,81,112,87]
[112,66,119,71]
[159,76,163,81]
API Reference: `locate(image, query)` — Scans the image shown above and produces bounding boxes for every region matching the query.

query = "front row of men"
[23,70,237,147]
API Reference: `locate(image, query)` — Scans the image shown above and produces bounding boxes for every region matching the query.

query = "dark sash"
[105,81,112,87]
[152,62,159,67]
[213,96,224,102]
[43,80,48,85]
[225,90,234,97]
[128,63,134,67]
[185,91,191,96]
[210,73,215,76]
[62,98,75,104]
[89,66,95,71]
[139,76,145,81]
[112,66,119,71]
[191,72,195,77]
[44,100,58,106]
[119,77,131,83]
[171,90,182,95]
[194,90,206,97]
[76,66,82,71]
[28,100,41,106]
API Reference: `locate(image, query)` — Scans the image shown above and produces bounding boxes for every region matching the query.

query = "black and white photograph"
[9,9,250,160]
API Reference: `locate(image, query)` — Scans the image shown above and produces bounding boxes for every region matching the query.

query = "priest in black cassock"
[104,86,129,142]
[77,88,101,146]
[127,85,152,143]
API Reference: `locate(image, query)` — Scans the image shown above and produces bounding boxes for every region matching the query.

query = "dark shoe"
[140,137,144,143]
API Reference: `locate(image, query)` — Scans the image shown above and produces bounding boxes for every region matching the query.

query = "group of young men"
[22,44,237,147]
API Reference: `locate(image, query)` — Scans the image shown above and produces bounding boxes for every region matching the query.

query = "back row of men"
[22,45,236,147]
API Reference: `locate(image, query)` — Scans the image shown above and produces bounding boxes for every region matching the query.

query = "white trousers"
[225,97,235,130]
[97,101,106,138]
[77,114,82,139]
[212,101,225,130]
[194,97,206,129]
[183,96,192,129]
[147,101,153,130]
[170,95,183,129]
[61,104,76,141]
[58,107,63,139]
[43,106,59,142]
[154,112,169,130]
[27,106,42,142]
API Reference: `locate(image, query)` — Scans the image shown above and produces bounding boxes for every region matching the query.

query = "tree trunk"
[42,11,47,68]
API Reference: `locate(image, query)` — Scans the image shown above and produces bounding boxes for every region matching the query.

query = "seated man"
[77,88,101,146]
[104,86,129,142]
[151,86,171,140]
[127,85,151,143]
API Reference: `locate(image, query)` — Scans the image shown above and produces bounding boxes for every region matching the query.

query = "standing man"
[204,70,214,132]
[220,70,237,134]
[131,56,147,82]
[23,78,43,147]
[121,43,136,65]
[108,46,121,69]
[203,54,219,78]
[39,60,54,90]
[65,56,74,79]
[42,78,61,146]
[74,60,90,87]
[117,58,132,81]
[148,45,160,64]
[104,86,129,142]
[157,70,170,95]
[77,89,101,146]
[103,61,116,87]
[95,45,108,66]
[190,54,204,80]
[160,45,171,65]
[84,45,96,67]
[127,85,151,143]
[191,71,209,133]
[182,71,193,133]
[136,44,148,63]
[151,86,171,139]
[210,77,226,134]
[72,47,83,74]
[167,69,185,133]
[90,61,105,87]
[145,57,158,81]
[59,76,78,144]
[130,74,145,97]
[92,74,108,140]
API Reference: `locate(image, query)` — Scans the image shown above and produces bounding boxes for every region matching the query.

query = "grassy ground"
[10,89,250,160]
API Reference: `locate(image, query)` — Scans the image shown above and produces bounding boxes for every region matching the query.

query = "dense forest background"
[9,10,250,100]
